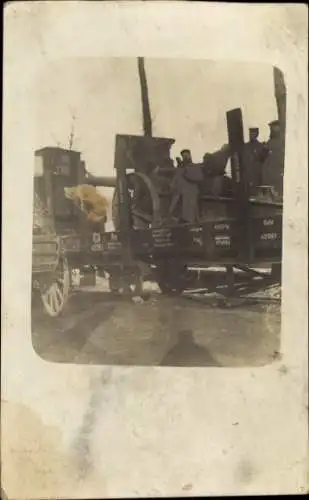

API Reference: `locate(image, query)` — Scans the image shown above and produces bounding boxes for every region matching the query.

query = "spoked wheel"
[40,256,70,317]
[112,172,162,230]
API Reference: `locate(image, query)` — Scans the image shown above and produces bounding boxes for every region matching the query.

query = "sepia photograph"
[3,3,308,499]
[32,57,285,367]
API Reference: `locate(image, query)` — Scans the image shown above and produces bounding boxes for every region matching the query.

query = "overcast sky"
[36,58,277,178]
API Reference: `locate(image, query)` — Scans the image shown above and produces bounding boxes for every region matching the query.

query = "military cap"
[268,120,280,127]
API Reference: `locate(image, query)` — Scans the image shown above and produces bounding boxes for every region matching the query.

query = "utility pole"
[137,57,152,136]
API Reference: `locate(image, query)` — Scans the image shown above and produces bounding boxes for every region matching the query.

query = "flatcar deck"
[61,211,282,266]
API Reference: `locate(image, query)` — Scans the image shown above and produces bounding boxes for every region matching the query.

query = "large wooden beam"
[226,108,246,199]
[138,57,152,136]
[273,66,286,136]
[114,135,133,263]
[226,108,251,262]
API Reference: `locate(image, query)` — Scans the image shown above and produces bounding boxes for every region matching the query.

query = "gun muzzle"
[85,174,116,188]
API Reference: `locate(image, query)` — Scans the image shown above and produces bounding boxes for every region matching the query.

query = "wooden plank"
[226,108,251,261]
[114,135,133,264]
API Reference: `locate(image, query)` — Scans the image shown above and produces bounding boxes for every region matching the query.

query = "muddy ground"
[31,279,281,367]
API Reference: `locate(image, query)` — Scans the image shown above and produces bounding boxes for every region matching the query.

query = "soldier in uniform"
[268,119,281,140]
[261,120,284,198]
[180,149,193,167]
[243,127,269,195]
[169,149,201,223]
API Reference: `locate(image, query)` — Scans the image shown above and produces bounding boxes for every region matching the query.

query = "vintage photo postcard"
[2,2,308,498]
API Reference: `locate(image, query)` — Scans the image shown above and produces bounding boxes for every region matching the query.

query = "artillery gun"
[31,60,284,316]
[32,107,283,315]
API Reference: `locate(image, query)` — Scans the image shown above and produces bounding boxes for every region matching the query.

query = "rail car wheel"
[155,262,195,296]
[157,281,184,296]
[41,256,70,317]
[108,267,144,295]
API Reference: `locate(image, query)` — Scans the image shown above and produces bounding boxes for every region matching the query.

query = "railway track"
[69,281,281,311]
[181,292,281,307]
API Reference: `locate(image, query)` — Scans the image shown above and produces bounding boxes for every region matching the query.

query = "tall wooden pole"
[137,57,152,136]
[273,66,286,137]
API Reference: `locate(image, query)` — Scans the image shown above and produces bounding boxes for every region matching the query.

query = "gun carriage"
[32,107,283,317]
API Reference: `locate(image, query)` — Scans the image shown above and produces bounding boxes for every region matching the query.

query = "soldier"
[169,149,201,223]
[180,149,193,167]
[243,127,269,195]
[267,119,281,140]
[261,120,284,198]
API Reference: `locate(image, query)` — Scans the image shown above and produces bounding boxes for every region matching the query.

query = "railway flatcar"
[32,108,283,316]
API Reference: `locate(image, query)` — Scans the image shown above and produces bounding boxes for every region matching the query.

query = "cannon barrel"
[85,174,116,188]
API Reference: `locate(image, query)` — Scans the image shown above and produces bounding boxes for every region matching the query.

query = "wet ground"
[31,280,281,367]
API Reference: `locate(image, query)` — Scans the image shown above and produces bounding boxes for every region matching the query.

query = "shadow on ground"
[31,291,281,367]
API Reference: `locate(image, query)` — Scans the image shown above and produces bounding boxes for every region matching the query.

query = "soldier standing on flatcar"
[248,127,269,162]
[180,149,193,167]
[169,149,200,223]
[261,120,284,198]
[268,119,281,140]
[243,127,269,195]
